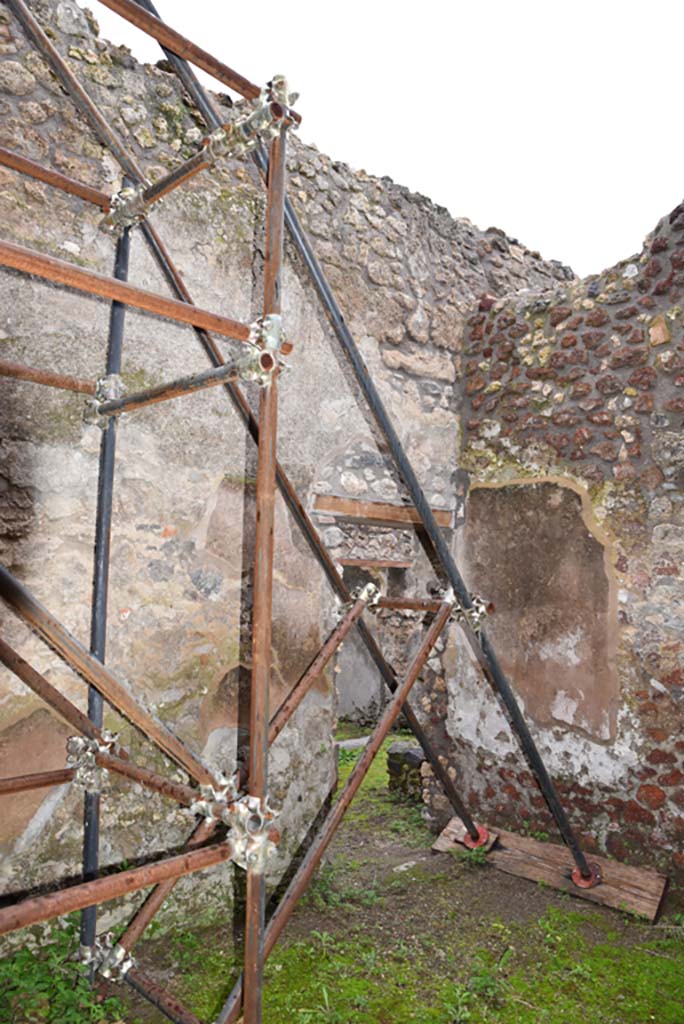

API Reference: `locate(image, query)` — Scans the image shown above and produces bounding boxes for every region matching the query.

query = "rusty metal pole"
[0,640,206,808]
[266,595,368,747]
[0,844,234,937]
[0,146,110,209]
[0,638,111,741]
[0,769,74,795]
[216,601,454,1024]
[113,600,362,958]
[95,0,260,99]
[6,0,142,182]
[116,819,217,953]
[0,240,252,344]
[0,359,95,394]
[125,970,204,1024]
[242,123,287,1024]
[0,567,217,787]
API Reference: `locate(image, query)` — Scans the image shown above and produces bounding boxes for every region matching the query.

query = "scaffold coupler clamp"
[454,594,490,635]
[224,794,279,874]
[352,581,381,609]
[66,731,116,793]
[335,581,381,625]
[80,933,135,981]
[267,74,300,128]
[84,374,127,428]
[205,75,298,163]
[100,182,148,235]
[243,314,289,384]
[188,773,240,822]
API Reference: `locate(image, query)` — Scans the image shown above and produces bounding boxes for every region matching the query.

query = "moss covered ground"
[2,729,683,1023]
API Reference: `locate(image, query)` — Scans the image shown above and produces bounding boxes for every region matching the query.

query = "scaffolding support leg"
[216,601,454,1024]
[243,125,287,1024]
[80,222,130,970]
[251,146,593,883]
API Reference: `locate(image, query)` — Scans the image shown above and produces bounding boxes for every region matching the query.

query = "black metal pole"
[80,223,131,968]
[137,222,479,840]
[252,156,591,879]
[120,5,479,844]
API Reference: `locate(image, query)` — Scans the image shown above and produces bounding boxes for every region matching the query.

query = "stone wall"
[419,201,684,879]
[0,0,572,930]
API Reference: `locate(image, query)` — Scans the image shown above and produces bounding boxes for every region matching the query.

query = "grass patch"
[112,731,684,1024]
[259,907,684,1024]
[334,720,372,742]
[336,732,430,849]
[0,917,129,1024]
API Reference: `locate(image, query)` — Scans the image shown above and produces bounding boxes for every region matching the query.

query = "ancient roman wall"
[419,202,684,878]
[0,0,570,926]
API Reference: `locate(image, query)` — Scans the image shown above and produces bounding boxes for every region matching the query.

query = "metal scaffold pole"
[243,119,287,1024]
[0,0,630,1019]
[80,221,130,971]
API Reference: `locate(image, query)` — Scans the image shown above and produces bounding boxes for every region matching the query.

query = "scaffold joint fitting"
[101,183,148,234]
[352,581,381,608]
[83,374,126,428]
[242,314,289,384]
[189,774,240,822]
[80,934,135,980]
[224,794,279,874]
[454,594,490,635]
[65,731,116,793]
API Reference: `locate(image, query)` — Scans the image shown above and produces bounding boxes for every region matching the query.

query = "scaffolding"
[1,1,658,1022]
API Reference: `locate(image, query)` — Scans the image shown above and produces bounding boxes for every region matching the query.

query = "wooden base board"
[432,816,499,853]
[434,819,668,922]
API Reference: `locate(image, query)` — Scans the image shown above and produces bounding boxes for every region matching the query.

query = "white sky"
[78,0,683,278]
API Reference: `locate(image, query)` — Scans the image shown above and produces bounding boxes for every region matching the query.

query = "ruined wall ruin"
[0,0,570,927]
[420,202,684,879]
[0,0,682,931]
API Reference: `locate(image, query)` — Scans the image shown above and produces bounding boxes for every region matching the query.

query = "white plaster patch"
[537,629,583,667]
[393,860,418,873]
[446,640,640,787]
[550,689,579,726]
[201,726,238,776]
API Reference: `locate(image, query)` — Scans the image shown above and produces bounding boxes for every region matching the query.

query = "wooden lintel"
[314,495,454,529]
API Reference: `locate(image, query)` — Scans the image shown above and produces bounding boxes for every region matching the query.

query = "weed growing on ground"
[450,845,489,868]
[338,746,363,768]
[0,917,128,1024]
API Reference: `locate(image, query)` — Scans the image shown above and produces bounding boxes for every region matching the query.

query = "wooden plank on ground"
[487,828,667,921]
[432,816,499,853]
[313,494,454,529]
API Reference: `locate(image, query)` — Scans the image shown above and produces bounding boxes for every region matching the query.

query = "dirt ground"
[117,734,684,1024]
